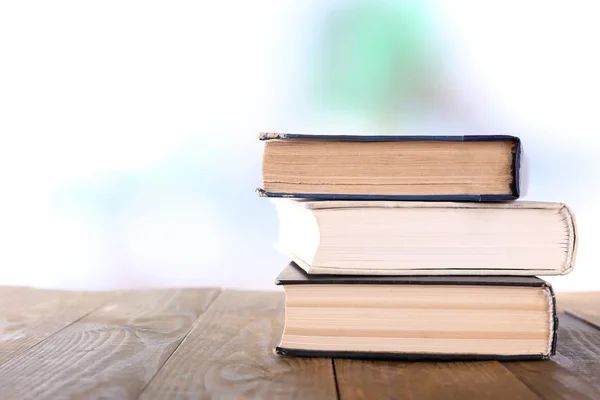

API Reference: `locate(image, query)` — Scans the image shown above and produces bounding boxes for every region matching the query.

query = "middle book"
[273,199,577,276]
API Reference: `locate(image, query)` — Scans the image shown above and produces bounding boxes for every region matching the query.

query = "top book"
[257,133,522,201]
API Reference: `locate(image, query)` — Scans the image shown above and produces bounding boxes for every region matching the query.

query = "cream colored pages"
[262,139,516,195]
[280,284,554,356]
[274,200,577,276]
[281,247,574,277]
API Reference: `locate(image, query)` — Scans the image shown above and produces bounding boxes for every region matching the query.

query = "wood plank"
[139,290,338,399]
[0,287,117,366]
[0,288,220,399]
[334,359,538,400]
[558,292,600,328]
[504,313,600,399]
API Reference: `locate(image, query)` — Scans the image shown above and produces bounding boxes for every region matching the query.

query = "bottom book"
[275,262,557,361]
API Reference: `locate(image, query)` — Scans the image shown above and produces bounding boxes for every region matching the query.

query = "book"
[275,262,558,360]
[258,133,522,201]
[273,199,577,276]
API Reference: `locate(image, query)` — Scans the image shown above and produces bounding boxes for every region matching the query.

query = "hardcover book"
[273,199,577,276]
[275,262,558,361]
[258,133,522,201]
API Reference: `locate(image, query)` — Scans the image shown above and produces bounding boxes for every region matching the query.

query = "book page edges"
[275,201,575,276]
[275,245,567,276]
[560,204,578,275]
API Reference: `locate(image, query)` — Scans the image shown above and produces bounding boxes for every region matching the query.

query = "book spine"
[547,283,559,356]
[514,136,523,198]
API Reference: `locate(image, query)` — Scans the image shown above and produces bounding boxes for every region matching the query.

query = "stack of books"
[257,133,577,360]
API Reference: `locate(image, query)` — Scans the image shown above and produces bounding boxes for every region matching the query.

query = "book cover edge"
[275,262,548,287]
[257,189,516,202]
[274,347,549,361]
[258,132,520,142]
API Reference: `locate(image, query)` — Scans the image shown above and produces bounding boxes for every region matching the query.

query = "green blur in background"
[314,1,436,119]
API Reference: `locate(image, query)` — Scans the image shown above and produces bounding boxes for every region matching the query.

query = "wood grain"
[0,287,599,399]
[503,313,600,399]
[334,359,538,400]
[558,292,600,328]
[0,287,117,366]
[139,290,338,400]
[0,288,220,399]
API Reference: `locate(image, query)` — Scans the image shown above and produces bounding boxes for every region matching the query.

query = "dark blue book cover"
[258,133,522,201]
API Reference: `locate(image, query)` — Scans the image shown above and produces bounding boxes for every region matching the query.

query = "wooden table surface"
[0,288,598,400]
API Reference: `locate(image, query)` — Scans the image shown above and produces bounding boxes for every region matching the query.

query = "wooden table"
[0,288,598,399]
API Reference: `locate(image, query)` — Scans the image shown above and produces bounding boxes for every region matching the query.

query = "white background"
[0,1,598,291]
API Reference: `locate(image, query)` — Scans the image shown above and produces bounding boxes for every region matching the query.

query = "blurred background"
[0,0,598,291]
